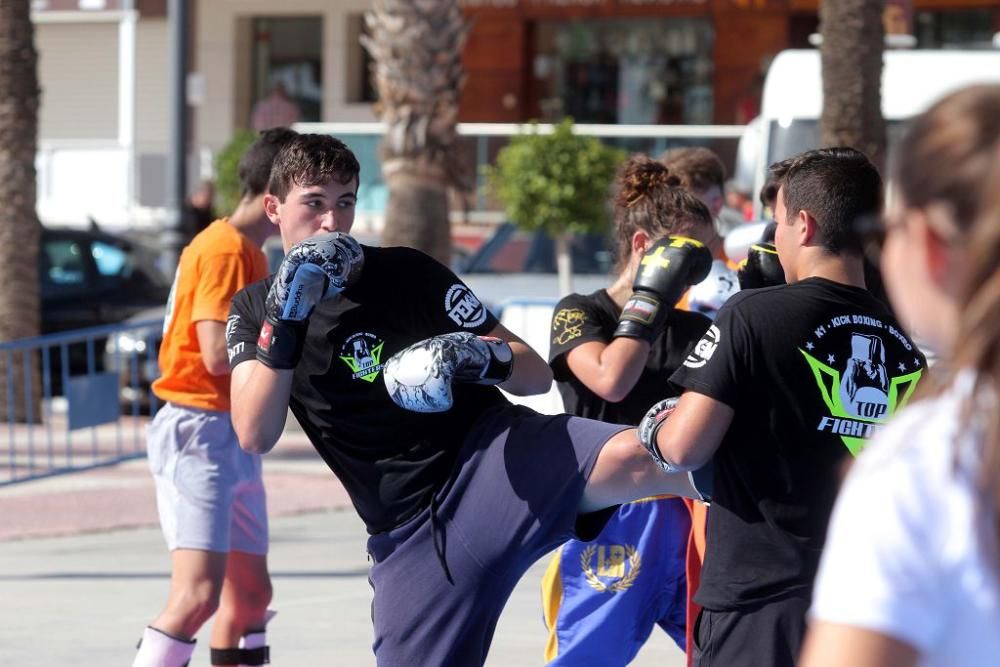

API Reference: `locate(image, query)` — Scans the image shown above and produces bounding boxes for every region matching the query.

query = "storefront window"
[914,10,995,49]
[531,18,714,125]
[251,17,323,124]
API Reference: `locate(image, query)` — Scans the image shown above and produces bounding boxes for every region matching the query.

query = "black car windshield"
[463,224,613,275]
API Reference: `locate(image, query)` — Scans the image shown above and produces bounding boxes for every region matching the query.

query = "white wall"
[37,22,119,140]
[195,0,376,156]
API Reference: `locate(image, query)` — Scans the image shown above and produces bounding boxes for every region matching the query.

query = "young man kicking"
[224,133,714,665]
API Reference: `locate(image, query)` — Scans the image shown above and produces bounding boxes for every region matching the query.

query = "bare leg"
[151,548,228,639]
[209,550,273,651]
[579,428,698,513]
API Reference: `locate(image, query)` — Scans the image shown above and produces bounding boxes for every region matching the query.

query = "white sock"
[132,626,196,667]
[237,608,276,666]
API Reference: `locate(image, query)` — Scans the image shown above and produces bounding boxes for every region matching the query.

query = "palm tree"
[361,0,470,265]
[0,0,41,422]
[820,0,887,171]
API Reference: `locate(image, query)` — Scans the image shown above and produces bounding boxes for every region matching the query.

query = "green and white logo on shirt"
[339,332,385,383]
[801,314,923,455]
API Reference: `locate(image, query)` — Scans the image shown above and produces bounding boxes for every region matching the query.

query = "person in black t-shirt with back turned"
[639,147,926,666]
[224,134,717,666]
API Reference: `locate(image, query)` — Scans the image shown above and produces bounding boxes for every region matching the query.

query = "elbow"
[592,378,632,404]
[656,439,706,473]
[202,353,231,377]
[232,416,275,455]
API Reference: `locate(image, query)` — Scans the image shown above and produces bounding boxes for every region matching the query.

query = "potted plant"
[487,119,623,295]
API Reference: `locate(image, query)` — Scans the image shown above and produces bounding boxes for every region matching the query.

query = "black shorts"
[366,404,627,666]
[693,596,809,667]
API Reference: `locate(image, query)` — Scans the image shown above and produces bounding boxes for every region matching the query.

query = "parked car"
[459,223,614,313]
[41,226,171,336]
[38,226,171,398]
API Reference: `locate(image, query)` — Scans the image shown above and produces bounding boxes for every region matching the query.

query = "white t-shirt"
[811,376,1000,666]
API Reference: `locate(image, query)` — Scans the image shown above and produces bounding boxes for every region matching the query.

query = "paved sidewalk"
[0,424,686,666]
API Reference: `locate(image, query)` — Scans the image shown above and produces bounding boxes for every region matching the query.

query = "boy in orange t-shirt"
[133,129,296,667]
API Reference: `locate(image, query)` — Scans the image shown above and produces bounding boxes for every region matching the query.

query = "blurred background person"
[801,84,1000,667]
[251,82,300,131]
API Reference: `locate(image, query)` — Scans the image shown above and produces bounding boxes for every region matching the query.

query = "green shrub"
[214,130,257,214]
[486,119,624,238]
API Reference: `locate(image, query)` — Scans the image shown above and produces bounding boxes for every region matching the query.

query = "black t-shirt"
[549,289,712,424]
[670,277,926,611]
[227,245,506,534]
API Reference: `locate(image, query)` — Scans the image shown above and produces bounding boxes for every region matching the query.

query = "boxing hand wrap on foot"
[638,397,714,501]
[383,332,513,413]
[638,397,681,473]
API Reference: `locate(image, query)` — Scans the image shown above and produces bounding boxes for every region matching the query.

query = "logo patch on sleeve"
[552,308,586,345]
[684,324,720,368]
[445,284,487,328]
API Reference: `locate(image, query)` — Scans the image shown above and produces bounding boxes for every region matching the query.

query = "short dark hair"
[238,127,299,199]
[660,147,726,193]
[769,147,882,255]
[759,175,780,212]
[268,134,361,202]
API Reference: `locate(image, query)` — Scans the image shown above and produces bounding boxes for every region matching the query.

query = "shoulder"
[232,276,270,308]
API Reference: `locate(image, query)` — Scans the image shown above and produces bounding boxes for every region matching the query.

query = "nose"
[319,209,337,232]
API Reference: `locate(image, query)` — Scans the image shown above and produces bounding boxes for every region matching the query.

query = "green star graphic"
[340,341,385,383]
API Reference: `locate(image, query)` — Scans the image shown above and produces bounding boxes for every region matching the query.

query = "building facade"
[31,0,1000,229]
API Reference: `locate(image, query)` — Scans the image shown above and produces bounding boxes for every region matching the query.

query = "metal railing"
[0,317,163,485]
[295,121,747,227]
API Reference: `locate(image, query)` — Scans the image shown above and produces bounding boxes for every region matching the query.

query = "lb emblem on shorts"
[580,544,641,593]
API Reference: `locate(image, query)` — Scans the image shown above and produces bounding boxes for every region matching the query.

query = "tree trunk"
[820,0,887,172]
[0,0,41,423]
[362,0,470,265]
[555,233,574,297]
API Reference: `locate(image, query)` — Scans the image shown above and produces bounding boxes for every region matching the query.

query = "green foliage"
[486,119,625,237]
[214,130,257,214]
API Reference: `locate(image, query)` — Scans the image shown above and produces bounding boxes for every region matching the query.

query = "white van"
[735,48,1000,216]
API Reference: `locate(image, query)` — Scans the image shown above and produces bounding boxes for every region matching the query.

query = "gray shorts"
[147,402,268,555]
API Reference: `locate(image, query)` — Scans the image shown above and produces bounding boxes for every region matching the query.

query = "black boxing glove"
[737,242,785,290]
[614,236,713,343]
[256,232,364,369]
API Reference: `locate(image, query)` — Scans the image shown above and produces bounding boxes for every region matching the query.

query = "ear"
[917,211,954,287]
[799,209,818,246]
[631,229,651,257]
[262,193,281,223]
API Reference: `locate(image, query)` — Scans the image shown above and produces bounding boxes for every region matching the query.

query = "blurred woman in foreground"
[799,85,1000,666]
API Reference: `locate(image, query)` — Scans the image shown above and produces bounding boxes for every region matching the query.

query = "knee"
[234,577,273,616]
[173,579,223,627]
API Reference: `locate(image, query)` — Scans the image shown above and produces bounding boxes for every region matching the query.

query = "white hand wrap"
[383,332,513,413]
[637,397,681,473]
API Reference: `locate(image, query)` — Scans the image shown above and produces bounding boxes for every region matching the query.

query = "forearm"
[499,341,553,396]
[231,361,294,454]
[585,337,651,402]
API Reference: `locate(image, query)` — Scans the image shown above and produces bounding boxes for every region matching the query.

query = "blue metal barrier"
[0,318,163,486]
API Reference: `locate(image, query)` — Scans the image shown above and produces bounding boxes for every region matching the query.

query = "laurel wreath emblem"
[580,544,641,593]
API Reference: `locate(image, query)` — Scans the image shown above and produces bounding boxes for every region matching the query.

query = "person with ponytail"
[540,155,718,665]
[801,85,1000,666]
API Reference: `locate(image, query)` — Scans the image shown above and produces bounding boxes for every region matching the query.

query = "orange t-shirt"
[152,219,268,411]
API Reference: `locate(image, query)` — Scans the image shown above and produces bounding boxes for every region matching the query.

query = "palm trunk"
[0,0,41,423]
[362,0,470,265]
[820,0,887,172]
